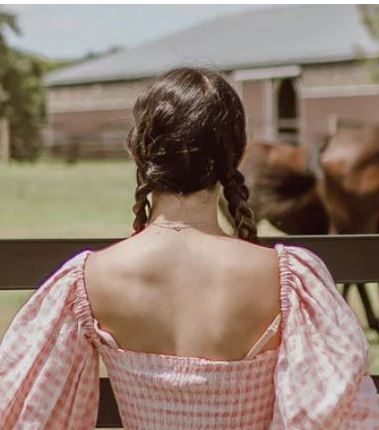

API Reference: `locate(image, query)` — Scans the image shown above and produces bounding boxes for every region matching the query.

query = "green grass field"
[0,159,137,238]
[0,159,378,380]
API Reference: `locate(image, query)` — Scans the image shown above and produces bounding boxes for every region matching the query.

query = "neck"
[146,185,223,233]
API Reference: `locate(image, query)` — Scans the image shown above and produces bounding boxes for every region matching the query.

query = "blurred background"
[0,3,378,403]
[1,4,379,238]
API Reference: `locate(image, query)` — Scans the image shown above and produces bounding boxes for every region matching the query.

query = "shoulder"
[219,240,281,316]
[82,247,115,321]
[36,249,90,294]
[242,242,279,290]
[191,237,280,290]
[82,238,143,319]
[209,235,279,266]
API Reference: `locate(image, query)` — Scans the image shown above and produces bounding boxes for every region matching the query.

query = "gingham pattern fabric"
[270,245,379,429]
[0,245,378,429]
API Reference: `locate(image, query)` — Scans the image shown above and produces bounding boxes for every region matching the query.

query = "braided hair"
[126,66,258,242]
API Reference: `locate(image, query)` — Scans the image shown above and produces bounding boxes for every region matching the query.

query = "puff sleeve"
[271,244,379,430]
[0,250,100,430]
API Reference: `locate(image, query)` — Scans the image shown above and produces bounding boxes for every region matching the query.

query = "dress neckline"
[76,243,287,365]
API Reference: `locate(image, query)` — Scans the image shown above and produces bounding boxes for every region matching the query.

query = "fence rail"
[0,235,378,428]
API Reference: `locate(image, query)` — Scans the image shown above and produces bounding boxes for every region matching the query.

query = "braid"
[221,167,258,243]
[126,66,256,238]
[131,166,152,234]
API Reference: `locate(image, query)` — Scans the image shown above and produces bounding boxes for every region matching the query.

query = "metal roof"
[45,5,379,87]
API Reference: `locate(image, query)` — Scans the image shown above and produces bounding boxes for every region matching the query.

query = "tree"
[359,5,379,81]
[0,10,19,46]
[360,5,379,40]
[0,10,19,113]
[0,8,46,160]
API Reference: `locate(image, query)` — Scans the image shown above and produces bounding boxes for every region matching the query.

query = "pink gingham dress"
[1,244,378,429]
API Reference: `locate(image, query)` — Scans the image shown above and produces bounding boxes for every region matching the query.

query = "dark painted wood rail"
[1,235,378,427]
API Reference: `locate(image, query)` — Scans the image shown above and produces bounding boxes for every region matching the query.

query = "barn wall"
[241,80,272,142]
[299,62,379,144]
[46,78,153,148]
[301,61,375,88]
[47,79,153,114]
[46,61,379,153]
[301,95,379,144]
[50,109,133,138]
[47,76,273,148]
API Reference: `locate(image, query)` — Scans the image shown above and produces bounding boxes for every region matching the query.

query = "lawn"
[0,159,378,378]
[0,158,137,238]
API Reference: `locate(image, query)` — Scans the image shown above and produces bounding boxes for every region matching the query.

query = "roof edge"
[44,54,379,88]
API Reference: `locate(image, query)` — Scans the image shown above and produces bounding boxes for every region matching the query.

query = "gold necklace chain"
[147,220,219,231]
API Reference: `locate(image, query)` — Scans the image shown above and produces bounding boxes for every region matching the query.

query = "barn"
[44,4,379,156]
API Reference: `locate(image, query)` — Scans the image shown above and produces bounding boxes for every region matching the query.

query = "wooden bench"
[1,235,378,428]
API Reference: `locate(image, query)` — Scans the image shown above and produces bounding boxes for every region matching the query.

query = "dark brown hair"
[126,66,257,242]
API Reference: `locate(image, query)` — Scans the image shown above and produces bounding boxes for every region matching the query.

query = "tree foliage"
[0,8,46,160]
[359,5,379,82]
[360,5,379,41]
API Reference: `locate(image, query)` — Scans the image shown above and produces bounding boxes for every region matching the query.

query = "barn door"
[275,78,299,142]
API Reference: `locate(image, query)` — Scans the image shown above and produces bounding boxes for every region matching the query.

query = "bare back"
[84,229,281,361]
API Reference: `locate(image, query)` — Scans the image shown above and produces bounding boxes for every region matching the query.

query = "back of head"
[127,66,257,242]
